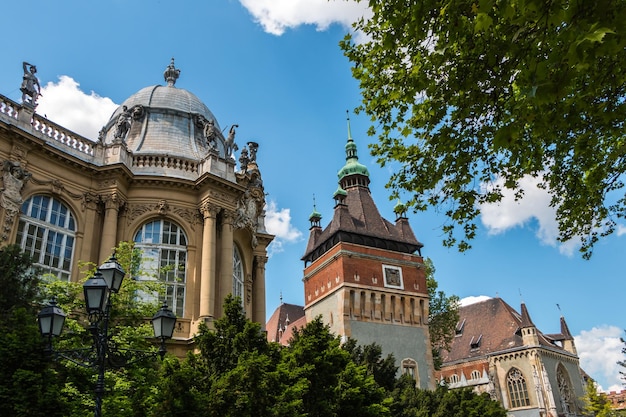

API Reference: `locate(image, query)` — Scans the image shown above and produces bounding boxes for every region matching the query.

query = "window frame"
[16,195,76,281]
[134,219,187,317]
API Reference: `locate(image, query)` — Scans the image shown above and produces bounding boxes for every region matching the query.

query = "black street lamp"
[38,253,177,417]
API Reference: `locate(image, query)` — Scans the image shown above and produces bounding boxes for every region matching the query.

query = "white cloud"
[37,76,117,140]
[459,295,491,306]
[479,175,577,256]
[618,224,626,236]
[239,0,370,35]
[575,325,624,392]
[264,200,303,255]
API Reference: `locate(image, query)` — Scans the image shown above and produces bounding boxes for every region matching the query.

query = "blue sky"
[2,0,624,392]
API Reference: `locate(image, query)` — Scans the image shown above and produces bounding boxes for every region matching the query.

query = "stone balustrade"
[0,94,95,157]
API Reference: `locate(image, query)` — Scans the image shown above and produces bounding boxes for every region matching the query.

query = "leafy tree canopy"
[341,0,626,258]
[424,258,460,369]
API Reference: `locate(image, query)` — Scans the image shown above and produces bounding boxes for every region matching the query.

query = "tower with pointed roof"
[301,114,435,389]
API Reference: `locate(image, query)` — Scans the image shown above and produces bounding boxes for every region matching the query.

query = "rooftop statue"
[20,62,41,108]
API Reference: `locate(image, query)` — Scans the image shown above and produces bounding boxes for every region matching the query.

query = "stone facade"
[435,298,587,417]
[0,61,273,357]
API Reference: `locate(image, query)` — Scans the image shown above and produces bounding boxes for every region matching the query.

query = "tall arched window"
[134,220,187,317]
[232,246,244,305]
[557,364,576,414]
[507,367,530,408]
[16,195,76,281]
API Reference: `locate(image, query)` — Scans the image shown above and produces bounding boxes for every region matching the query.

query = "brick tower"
[301,115,435,389]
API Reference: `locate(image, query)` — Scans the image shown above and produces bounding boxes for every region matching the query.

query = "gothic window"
[134,220,187,317]
[449,374,460,384]
[16,195,76,281]
[507,367,530,408]
[557,364,576,415]
[470,370,481,380]
[233,246,244,305]
[402,359,419,385]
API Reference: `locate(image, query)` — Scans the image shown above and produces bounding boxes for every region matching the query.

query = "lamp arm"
[51,347,98,368]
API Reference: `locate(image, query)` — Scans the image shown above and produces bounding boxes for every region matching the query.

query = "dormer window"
[470,334,482,349]
[455,318,466,336]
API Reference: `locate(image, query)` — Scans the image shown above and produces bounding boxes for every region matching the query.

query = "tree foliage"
[341,0,626,258]
[38,241,166,417]
[424,258,460,369]
[0,244,68,417]
[582,379,616,417]
[391,380,507,417]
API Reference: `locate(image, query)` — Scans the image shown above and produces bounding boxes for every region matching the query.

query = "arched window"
[470,370,481,380]
[449,374,460,384]
[232,246,244,305]
[16,195,76,281]
[507,367,530,408]
[134,220,187,317]
[557,364,576,414]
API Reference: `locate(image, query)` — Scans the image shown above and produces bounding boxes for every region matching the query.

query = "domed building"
[0,59,273,356]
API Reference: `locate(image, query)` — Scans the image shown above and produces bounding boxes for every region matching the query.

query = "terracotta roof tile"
[441,298,566,364]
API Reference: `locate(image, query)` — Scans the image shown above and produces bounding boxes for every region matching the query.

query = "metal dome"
[100,59,231,163]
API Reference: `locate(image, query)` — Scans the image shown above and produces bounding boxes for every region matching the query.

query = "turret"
[520,303,539,346]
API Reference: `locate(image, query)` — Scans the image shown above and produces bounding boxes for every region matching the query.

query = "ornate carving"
[172,206,201,229]
[101,192,124,211]
[1,160,31,213]
[98,179,118,189]
[200,202,220,219]
[131,104,145,121]
[238,146,249,172]
[126,204,152,224]
[82,192,100,211]
[0,161,31,242]
[245,274,253,305]
[157,199,169,215]
[254,255,268,270]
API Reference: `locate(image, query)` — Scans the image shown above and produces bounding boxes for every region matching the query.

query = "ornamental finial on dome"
[164,58,180,87]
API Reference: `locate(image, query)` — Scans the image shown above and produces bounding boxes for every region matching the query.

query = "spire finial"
[164,57,180,87]
[346,110,353,142]
[280,292,283,305]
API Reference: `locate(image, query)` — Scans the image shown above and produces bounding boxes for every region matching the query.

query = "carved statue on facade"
[247,141,258,162]
[225,124,239,158]
[203,119,216,148]
[1,161,31,212]
[113,106,132,140]
[20,62,41,107]
[238,145,249,172]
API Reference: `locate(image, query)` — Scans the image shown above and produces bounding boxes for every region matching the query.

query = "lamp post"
[38,253,177,417]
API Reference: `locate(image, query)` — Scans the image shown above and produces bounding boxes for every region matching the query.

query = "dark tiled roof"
[302,183,423,262]
[441,298,566,364]
[265,303,305,344]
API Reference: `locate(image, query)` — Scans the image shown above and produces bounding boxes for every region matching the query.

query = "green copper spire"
[337,110,369,180]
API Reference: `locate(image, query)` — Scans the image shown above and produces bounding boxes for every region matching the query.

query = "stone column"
[252,255,268,326]
[199,203,219,319]
[99,192,121,262]
[218,209,235,316]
